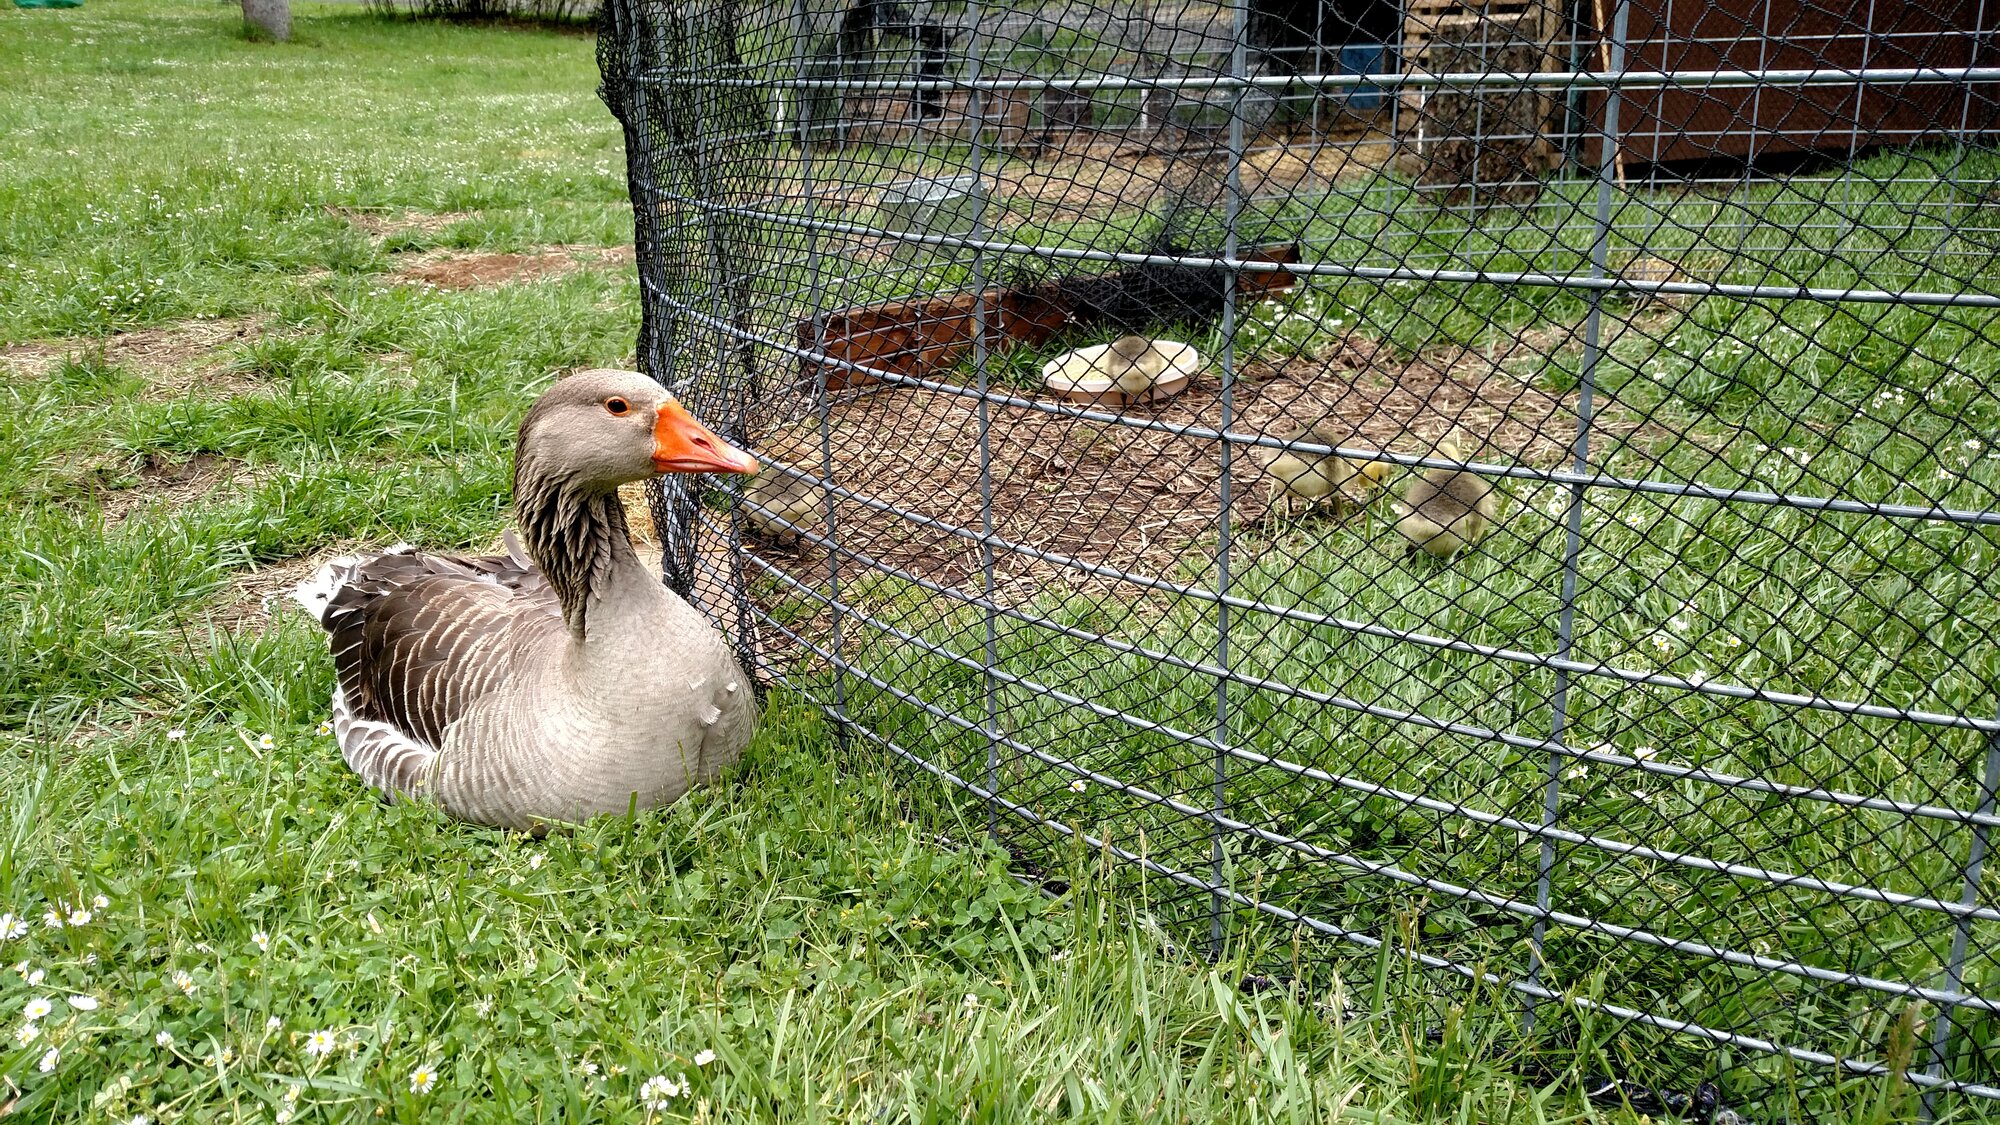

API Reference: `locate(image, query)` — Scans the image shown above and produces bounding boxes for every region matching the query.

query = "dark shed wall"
[1586,0,1999,166]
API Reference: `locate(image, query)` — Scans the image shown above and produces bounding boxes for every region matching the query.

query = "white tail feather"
[288,544,415,624]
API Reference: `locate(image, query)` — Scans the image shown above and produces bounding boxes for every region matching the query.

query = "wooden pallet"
[1398,0,1567,187]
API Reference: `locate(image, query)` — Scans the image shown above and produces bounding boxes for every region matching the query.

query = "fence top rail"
[631,65,2000,94]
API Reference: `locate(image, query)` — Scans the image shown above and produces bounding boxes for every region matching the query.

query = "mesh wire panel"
[596,0,2000,1116]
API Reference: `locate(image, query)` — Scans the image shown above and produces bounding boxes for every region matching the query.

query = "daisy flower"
[304,1029,337,1058]
[91,894,109,910]
[252,931,270,953]
[0,914,27,940]
[127,1116,149,1125]
[693,1048,716,1067]
[166,728,186,742]
[258,734,276,750]
[275,1111,294,1125]
[24,969,42,987]
[22,998,51,1021]
[409,1064,439,1094]
[65,995,97,1011]
[66,908,91,927]
[578,1060,599,1077]
[317,720,333,737]
[527,853,545,871]
[14,1023,39,1046]
[37,1047,57,1073]
[41,910,63,930]
[1067,779,1087,794]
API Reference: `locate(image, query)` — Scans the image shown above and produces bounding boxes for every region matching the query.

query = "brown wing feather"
[324,550,563,752]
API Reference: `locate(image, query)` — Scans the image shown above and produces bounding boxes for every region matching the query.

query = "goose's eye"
[604,397,631,417]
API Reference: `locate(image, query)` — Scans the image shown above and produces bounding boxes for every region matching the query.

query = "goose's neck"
[514,467,638,637]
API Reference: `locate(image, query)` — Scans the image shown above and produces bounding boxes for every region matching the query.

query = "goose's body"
[295,371,761,831]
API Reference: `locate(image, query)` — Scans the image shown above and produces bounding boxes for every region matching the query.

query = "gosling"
[1394,434,1498,559]
[741,462,826,545]
[1103,334,1169,396]
[1251,425,1386,516]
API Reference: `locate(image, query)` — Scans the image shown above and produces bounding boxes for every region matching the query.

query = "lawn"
[0,2,1651,1121]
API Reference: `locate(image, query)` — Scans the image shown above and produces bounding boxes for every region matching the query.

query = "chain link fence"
[596,0,2000,1116]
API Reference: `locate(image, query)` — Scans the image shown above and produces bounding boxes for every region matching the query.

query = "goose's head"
[518,369,759,491]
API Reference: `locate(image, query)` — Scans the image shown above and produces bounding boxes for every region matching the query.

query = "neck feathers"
[514,455,634,636]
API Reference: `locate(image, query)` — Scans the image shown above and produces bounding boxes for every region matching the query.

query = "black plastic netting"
[596,1,2000,1118]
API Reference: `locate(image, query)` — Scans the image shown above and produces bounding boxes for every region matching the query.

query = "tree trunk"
[241,0,289,41]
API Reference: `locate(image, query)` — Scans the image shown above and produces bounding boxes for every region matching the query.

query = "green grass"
[0,2,1680,1121]
[4,1,1994,1120]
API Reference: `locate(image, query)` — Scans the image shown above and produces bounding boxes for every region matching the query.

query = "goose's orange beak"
[652,399,759,475]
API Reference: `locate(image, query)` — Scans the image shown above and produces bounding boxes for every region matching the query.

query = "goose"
[1393,432,1499,559]
[291,369,761,831]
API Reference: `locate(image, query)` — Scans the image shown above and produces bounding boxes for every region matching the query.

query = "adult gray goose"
[292,370,761,831]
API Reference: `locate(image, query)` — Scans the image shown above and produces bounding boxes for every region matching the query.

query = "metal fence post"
[1210,0,1253,965]
[1527,0,1627,1031]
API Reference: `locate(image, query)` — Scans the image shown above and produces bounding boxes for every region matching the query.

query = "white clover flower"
[65,995,97,1011]
[170,970,195,996]
[1631,746,1659,761]
[252,931,270,953]
[304,1029,337,1058]
[275,1111,294,1125]
[640,1075,686,1110]
[693,1048,716,1067]
[1067,779,1087,794]
[91,894,108,910]
[127,1115,148,1125]
[166,728,186,742]
[0,914,27,941]
[258,734,276,750]
[22,998,51,1021]
[15,1023,39,1047]
[1562,764,1589,781]
[155,1030,174,1048]
[578,1060,598,1077]
[1631,789,1655,804]
[266,1016,282,1032]
[37,1047,57,1073]
[409,1064,439,1094]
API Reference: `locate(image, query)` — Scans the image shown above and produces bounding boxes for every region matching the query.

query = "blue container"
[1338,44,1388,111]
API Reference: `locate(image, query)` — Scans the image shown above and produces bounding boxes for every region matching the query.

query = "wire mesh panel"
[596,0,2000,1116]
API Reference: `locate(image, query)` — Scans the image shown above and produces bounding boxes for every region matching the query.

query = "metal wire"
[606,0,2000,1116]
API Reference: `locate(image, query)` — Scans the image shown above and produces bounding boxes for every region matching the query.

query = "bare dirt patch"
[726,316,1681,611]
[393,245,634,291]
[328,206,480,241]
[1,317,264,396]
[98,451,246,528]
